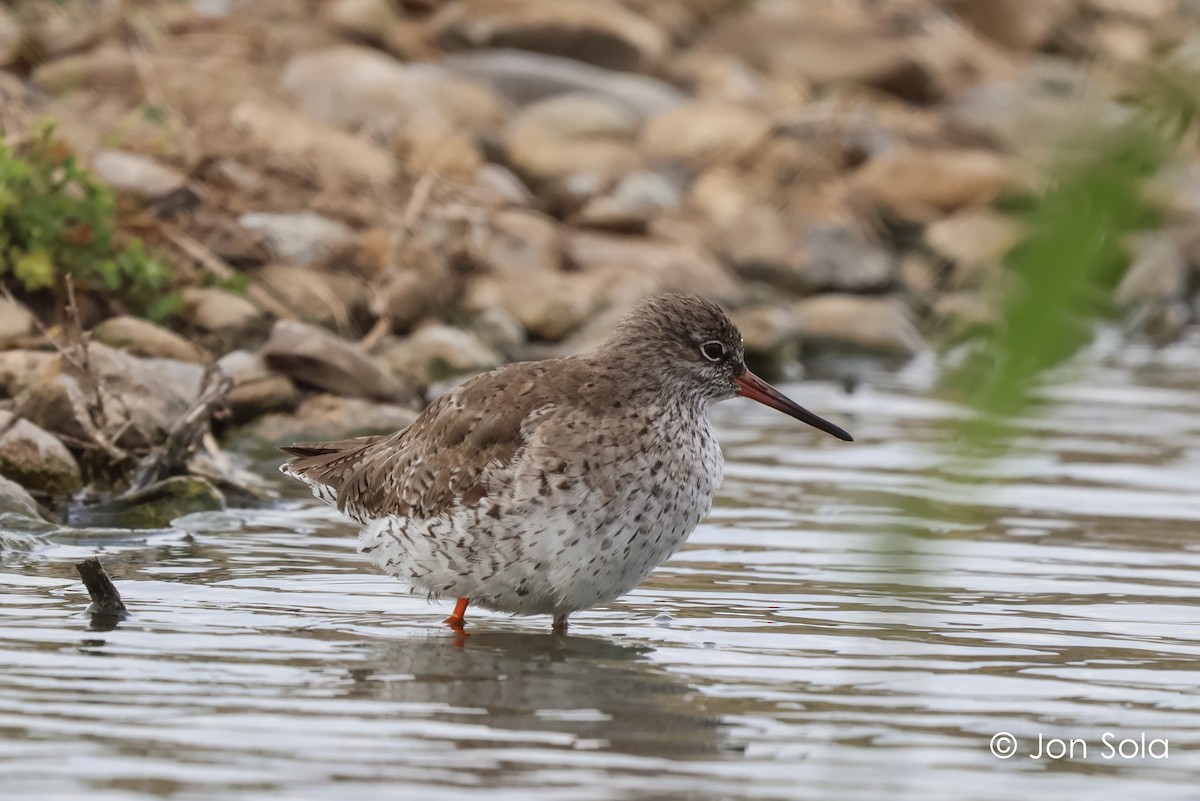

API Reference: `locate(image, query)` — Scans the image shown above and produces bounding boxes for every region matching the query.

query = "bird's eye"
[700,341,726,362]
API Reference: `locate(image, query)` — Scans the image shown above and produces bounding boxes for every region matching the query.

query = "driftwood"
[75,556,127,616]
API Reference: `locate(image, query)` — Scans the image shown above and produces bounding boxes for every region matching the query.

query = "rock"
[941,60,1100,150]
[925,210,1022,272]
[396,118,484,178]
[931,293,998,339]
[472,209,564,274]
[577,171,682,232]
[566,231,741,303]
[853,147,1012,220]
[791,295,926,358]
[248,394,419,443]
[32,46,139,93]
[474,163,535,206]
[92,316,209,364]
[0,475,43,521]
[0,7,20,67]
[948,0,1074,50]
[699,8,938,103]
[790,224,895,293]
[440,49,685,118]
[179,287,266,339]
[469,305,527,356]
[238,212,356,266]
[15,345,204,452]
[731,304,800,380]
[261,320,415,403]
[68,477,226,529]
[465,269,613,342]
[23,0,123,61]
[0,296,35,342]
[215,350,299,425]
[91,151,188,201]
[254,264,367,332]
[323,0,399,42]
[0,410,82,495]
[377,325,502,387]
[503,92,642,199]
[0,351,55,398]
[1117,234,1188,307]
[231,101,396,186]
[430,0,668,72]
[691,172,891,292]
[639,101,771,169]
[281,46,505,138]
[671,50,810,108]
[732,305,797,353]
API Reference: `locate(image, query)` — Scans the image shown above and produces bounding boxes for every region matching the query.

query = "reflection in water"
[346,633,727,761]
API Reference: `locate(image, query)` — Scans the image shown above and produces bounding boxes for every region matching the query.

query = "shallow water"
[3,333,1200,801]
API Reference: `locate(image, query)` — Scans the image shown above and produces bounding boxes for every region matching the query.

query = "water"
[2,333,1200,800]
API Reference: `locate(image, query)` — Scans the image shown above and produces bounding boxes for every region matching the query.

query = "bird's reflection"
[345,632,728,759]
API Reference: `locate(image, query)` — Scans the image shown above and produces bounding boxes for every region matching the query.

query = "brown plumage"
[280,294,851,633]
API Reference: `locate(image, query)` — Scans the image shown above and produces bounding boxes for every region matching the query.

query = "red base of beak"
[734,370,853,442]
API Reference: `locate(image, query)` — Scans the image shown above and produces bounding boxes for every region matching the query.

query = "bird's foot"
[551,614,569,635]
[444,597,469,632]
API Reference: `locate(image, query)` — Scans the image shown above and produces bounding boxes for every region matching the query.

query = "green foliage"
[941,121,1168,452]
[0,126,174,314]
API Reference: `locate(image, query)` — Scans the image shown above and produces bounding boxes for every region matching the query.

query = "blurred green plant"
[942,120,1168,453]
[0,125,175,318]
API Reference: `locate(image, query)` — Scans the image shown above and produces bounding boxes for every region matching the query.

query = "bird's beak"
[734,369,853,442]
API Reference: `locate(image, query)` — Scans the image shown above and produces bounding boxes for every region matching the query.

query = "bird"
[280,294,852,634]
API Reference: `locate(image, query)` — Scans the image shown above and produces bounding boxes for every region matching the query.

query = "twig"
[126,362,232,492]
[162,224,235,281]
[75,557,127,616]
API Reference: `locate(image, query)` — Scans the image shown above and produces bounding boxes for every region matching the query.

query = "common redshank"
[280,294,852,633]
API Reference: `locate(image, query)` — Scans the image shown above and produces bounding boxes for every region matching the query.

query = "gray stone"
[639,101,771,169]
[230,101,397,186]
[504,92,641,192]
[282,46,504,139]
[215,350,299,425]
[255,264,367,332]
[15,345,204,452]
[791,295,926,358]
[92,316,209,364]
[0,351,56,399]
[0,296,35,342]
[179,287,266,337]
[0,410,82,495]
[430,0,668,73]
[577,171,681,232]
[0,475,43,521]
[440,49,685,118]
[261,320,415,404]
[248,394,419,443]
[378,325,502,387]
[1117,234,1188,307]
[238,212,356,266]
[91,150,188,200]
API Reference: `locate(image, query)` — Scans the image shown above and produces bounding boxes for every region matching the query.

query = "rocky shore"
[1,0,1199,524]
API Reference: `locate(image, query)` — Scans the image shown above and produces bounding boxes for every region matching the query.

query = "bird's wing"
[281,359,578,522]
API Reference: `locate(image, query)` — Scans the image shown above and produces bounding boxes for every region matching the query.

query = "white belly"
[358,412,724,616]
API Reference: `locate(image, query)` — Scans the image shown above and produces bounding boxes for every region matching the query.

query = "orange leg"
[552,614,569,635]
[444,597,469,631]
